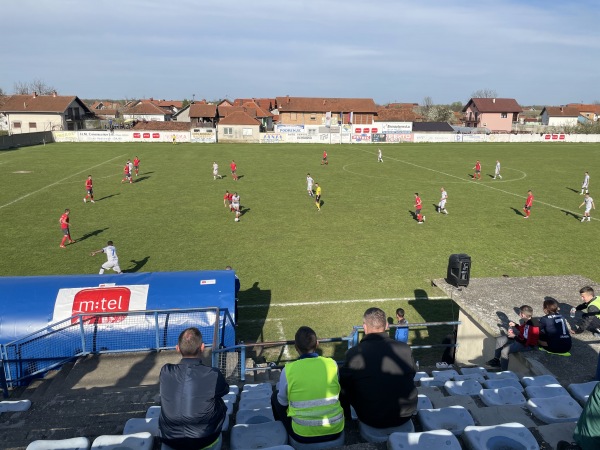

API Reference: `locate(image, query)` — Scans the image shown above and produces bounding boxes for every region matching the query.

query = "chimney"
[323,99,326,105]
[492,98,495,103]
[52,90,57,97]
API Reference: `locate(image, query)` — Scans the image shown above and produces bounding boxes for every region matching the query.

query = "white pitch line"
[357,148,595,220]
[0,154,126,210]
[275,319,292,359]
[238,296,447,309]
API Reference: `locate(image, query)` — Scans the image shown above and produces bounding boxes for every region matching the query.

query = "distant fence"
[51,129,600,145]
[0,131,53,150]
[0,307,235,396]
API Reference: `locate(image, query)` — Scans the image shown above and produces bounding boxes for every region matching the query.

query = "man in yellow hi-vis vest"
[272,326,344,444]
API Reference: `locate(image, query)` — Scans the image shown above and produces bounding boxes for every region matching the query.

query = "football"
[235,218,239,222]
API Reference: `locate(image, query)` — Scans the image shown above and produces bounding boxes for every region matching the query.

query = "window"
[501,113,508,118]
[291,113,297,120]
[223,127,233,135]
[13,122,21,129]
[242,128,253,136]
[29,122,37,129]
[310,113,316,121]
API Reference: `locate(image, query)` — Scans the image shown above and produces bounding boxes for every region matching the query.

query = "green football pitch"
[0,142,598,353]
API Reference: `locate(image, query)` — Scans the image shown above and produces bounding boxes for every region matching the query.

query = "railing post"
[241,344,246,382]
[213,308,220,350]
[79,316,87,356]
[0,346,9,398]
[154,312,160,351]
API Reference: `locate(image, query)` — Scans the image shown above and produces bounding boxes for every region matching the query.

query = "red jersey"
[230,162,237,172]
[475,162,481,171]
[60,213,69,229]
[133,158,140,166]
[85,178,93,190]
[224,193,233,201]
[124,164,130,174]
[415,196,422,209]
[525,194,534,207]
[323,151,327,159]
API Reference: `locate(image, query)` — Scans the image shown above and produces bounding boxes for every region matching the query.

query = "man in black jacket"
[340,307,417,428]
[159,327,229,450]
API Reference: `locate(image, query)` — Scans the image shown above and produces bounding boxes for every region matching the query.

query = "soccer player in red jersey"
[83,175,95,203]
[321,150,328,165]
[472,160,481,180]
[133,156,140,177]
[523,190,534,219]
[414,193,425,224]
[121,162,132,184]
[230,160,238,181]
[224,190,233,209]
[59,208,75,248]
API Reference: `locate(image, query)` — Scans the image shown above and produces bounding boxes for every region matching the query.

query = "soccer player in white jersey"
[213,162,222,180]
[579,193,595,222]
[306,173,314,197]
[127,159,134,176]
[494,160,502,179]
[377,148,383,163]
[231,192,241,221]
[91,240,122,274]
[438,187,448,214]
[581,171,590,195]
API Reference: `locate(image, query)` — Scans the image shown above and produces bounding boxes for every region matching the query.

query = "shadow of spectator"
[124,256,150,273]
[76,227,109,243]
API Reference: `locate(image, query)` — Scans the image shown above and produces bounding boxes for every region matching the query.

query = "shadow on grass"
[95,193,120,202]
[240,206,250,217]
[487,174,495,179]
[561,209,581,220]
[510,207,524,217]
[237,174,244,180]
[566,187,579,193]
[134,175,151,183]
[76,227,109,243]
[124,256,150,273]
[431,203,439,212]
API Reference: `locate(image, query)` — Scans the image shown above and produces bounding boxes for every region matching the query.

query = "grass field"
[1,141,599,356]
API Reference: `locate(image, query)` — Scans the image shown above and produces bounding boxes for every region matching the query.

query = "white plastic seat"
[91,432,153,449]
[289,430,345,450]
[146,405,161,419]
[230,421,288,450]
[388,430,461,450]
[431,369,459,381]
[568,381,599,406]
[242,383,273,393]
[444,379,482,396]
[236,407,275,424]
[460,367,488,377]
[27,437,90,450]
[453,373,486,383]
[417,405,474,436]
[485,371,519,381]
[479,387,526,407]
[417,394,433,410]
[229,385,240,396]
[482,379,523,391]
[521,375,559,387]
[526,395,582,423]
[123,418,159,436]
[224,398,235,415]
[0,399,32,413]
[524,384,570,399]
[462,422,539,450]
[358,419,414,443]
[241,389,272,400]
[239,397,272,410]
[161,434,222,450]
[224,392,238,403]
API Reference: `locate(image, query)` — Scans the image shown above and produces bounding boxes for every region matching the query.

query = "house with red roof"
[217,111,261,142]
[566,104,600,122]
[275,96,378,126]
[540,106,580,127]
[173,103,219,128]
[0,92,93,133]
[122,102,170,122]
[462,98,522,133]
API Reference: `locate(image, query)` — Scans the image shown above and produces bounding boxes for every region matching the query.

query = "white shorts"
[585,207,592,214]
[213,169,218,175]
[232,203,240,211]
[102,261,121,273]
[439,200,447,209]
[308,185,313,191]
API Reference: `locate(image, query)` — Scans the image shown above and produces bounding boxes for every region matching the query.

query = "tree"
[449,101,463,112]
[13,79,56,95]
[471,88,498,99]
[181,98,191,109]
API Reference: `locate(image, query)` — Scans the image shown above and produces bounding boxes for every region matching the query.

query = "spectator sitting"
[557,381,600,449]
[538,298,572,354]
[271,326,344,443]
[159,327,229,450]
[487,305,539,371]
[394,308,409,343]
[340,307,417,428]
[571,286,600,337]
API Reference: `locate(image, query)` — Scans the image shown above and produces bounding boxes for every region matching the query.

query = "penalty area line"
[0,154,126,210]
[238,296,448,309]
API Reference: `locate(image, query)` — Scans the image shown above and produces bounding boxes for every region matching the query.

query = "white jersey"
[128,162,134,173]
[103,245,119,264]
[584,196,594,211]
[378,149,382,159]
[231,194,240,206]
[583,174,590,188]
[495,162,501,174]
[440,190,448,202]
[213,163,219,174]
[307,176,314,189]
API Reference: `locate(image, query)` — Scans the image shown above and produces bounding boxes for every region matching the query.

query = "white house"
[540,106,580,127]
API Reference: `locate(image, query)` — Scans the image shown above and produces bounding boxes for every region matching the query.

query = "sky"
[2,0,599,106]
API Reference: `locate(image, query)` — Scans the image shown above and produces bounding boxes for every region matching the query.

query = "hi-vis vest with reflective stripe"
[587,297,600,313]
[285,356,344,437]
